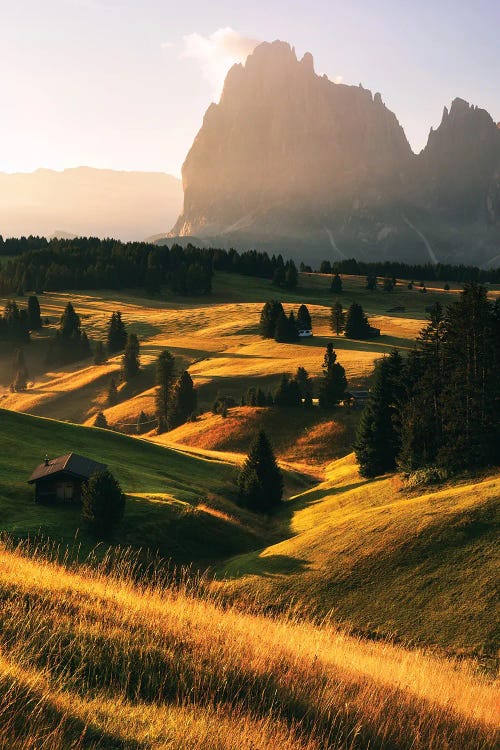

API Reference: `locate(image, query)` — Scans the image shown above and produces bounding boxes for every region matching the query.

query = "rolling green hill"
[0,408,274,564]
[221,454,499,659]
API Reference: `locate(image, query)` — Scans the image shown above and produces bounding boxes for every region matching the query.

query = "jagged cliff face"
[170,41,500,265]
[416,98,500,224]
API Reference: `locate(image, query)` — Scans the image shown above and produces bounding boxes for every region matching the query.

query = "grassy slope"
[1,272,463,426]
[0,542,496,750]
[0,408,274,564]
[221,454,499,659]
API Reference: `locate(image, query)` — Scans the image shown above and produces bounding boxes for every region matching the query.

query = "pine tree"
[82,469,125,535]
[155,349,176,433]
[318,343,347,408]
[344,302,377,339]
[122,333,140,381]
[167,371,197,429]
[107,312,127,353]
[330,302,345,335]
[136,410,149,434]
[383,277,394,292]
[295,366,313,406]
[354,353,404,477]
[274,374,301,407]
[366,275,377,291]
[237,430,283,513]
[60,302,81,338]
[93,340,108,365]
[94,411,108,429]
[27,295,42,330]
[12,369,28,392]
[107,377,119,406]
[297,304,312,332]
[259,300,284,338]
[331,273,342,294]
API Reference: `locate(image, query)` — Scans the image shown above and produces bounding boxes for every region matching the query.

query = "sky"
[0,0,498,177]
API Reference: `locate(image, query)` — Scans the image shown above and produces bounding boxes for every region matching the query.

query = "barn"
[28,453,107,504]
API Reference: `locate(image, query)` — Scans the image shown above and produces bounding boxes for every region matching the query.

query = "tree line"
[317,258,500,284]
[0,238,213,297]
[354,284,499,478]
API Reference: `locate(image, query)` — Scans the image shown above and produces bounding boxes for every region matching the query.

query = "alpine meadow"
[0,5,499,749]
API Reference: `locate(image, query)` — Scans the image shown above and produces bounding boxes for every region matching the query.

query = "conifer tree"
[331,273,343,294]
[318,343,347,408]
[93,340,108,365]
[94,411,108,429]
[259,300,284,338]
[344,302,377,339]
[82,469,125,535]
[366,274,377,291]
[136,410,149,434]
[27,295,42,330]
[60,302,81,338]
[295,366,313,406]
[354,352,404,477]
[107,377,119,406]
[155,349,176,433]
[274,373,301,407]
[330,302,345,335]
[237,430,283,513]
[107,311,127,353]
[167,371,197,429]
[297,304,312,331]
[122,333,140,381]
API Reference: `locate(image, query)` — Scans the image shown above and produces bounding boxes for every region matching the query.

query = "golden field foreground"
[0,540,497,750]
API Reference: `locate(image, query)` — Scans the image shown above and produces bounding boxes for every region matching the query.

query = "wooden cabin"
[344,390,371,409]
[28,453,107,504]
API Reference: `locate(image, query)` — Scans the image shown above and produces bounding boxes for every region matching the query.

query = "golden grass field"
[0,271,498,748]
[0,539,497,750]
[0,272,447,432]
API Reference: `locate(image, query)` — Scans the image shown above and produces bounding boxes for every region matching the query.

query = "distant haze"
[0,168,182,241]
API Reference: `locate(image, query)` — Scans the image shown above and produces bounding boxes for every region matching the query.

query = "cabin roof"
[346,390,371,399]
[28,453,107,484]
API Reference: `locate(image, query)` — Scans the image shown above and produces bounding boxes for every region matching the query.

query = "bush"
[82,470,125,535]
[404,467,449,489]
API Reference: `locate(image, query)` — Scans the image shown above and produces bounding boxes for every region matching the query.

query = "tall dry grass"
[0,539,497,749]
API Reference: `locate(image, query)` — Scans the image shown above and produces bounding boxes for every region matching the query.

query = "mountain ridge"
[170,40,500,266]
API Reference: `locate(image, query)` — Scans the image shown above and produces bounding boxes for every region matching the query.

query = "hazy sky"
[1,0,498,177]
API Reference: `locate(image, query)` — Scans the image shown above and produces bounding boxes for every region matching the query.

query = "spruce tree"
[354,352,404,477]
[331,273,343,294]
[237,430,283,513]
[155,349,176,433]
[295,366,313,406]
[274,374,301,407]
[122,333,140,381]
[259,300,284,338]
[344,302,376,339]
[94,411,108,429]
[27,295,42,330]
[107,311,127,353]
[297,304,312,332]
[107,377,119,406]
[330,302,345,335]
[318,343,347,408]
[167,371,197,429]
[93,340,108,365]
[82,470,125,536]
[137,410,149,434]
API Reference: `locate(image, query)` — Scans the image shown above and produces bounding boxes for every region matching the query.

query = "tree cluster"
[354,285,500,478]
[46,302,91,366]
[154,349,197,432]
[259,301,312,342]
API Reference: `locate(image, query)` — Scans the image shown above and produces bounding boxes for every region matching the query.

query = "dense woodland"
[355,284,500,478]
[1,235,499,298]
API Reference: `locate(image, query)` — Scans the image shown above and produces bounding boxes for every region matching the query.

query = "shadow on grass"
[223,553,310,579]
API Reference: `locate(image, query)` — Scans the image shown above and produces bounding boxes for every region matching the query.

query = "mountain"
[170,41,500,266]
[0,167,182,242]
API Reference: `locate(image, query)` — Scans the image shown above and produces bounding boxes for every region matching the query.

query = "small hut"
[28,453,107,504]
